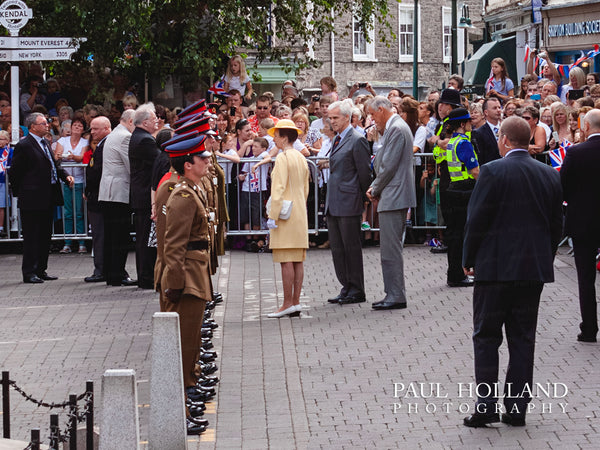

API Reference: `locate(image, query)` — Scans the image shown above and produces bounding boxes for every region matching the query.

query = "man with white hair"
[366,96,416,310]
[129,103,159,289]
[325,100,371,305]
[561,109,600,343]
[100,109,136,286]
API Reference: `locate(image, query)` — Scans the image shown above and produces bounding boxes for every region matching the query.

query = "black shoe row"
[463,410,526,428]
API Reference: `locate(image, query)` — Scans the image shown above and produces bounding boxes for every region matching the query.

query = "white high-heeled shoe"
[267,305,301,318]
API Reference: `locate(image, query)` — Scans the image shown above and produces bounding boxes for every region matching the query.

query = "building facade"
[249,0,483,100]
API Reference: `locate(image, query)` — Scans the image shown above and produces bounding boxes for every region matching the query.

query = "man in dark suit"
[129,103,159,289]
[366,96,416,310]
[462,116,563,428]
[325,100,371,305]
[9,112,74,283]
[471,97,502,166]
[83,116,112,282]
[560,109,600,343]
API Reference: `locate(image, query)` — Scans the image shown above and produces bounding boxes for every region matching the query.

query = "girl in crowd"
[486,57,515,102]
[560,67,586,104]
[568,109,583,145]
[550,103,572,150]
[266,120,310,318]
[55,117,88,254]
[320,77,339,101]
[223,55,253,102]
[586,72,599,87]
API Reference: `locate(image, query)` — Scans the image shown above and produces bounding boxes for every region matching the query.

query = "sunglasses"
[522,116,533,120]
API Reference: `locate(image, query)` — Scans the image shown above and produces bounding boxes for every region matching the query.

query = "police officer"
[443,108,479,287]
[161,135,214,435]
[429,89,463,254]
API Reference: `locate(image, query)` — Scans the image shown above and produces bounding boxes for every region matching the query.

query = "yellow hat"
[267,119,304,137]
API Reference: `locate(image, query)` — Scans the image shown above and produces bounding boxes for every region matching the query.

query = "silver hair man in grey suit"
[99,109,137,287]
[366,96,416,310]
[325,100,372,305]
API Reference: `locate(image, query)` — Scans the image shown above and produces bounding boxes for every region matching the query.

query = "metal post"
[85,381,93,450]
[451,0,458,75]
[1,371,9,438]
[30,428,40,450]
[49,414,59,450]
[412,0,419,99]
[69,394,77,450]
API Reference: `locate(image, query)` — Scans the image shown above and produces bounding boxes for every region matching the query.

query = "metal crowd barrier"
[1,162,92,244]
[219,153,446,237]
[0,153,468,243]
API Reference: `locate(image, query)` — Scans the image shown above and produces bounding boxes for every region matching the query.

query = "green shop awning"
[463,36,517,88]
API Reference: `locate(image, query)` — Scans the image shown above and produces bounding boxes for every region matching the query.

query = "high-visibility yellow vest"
[446,134,478,182]
[432,120,447,164]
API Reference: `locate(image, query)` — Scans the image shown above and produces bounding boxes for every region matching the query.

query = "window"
[353,16,376,61]
[442,6,464,64]
[398,3,421,62]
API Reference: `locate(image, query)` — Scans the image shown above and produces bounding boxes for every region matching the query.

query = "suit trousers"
[379,209,408,303]
[572,237,599,337]
[472,281,543,415]
[163,293,206,388]
[327,214,365,297]
[133,208,156,288]
[445,186,472,283]
[102,201,131,284]
[20,208,53,278]
[87,208,104,277]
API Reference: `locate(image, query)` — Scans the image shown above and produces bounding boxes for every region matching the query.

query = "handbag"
[266,197,293,220]
[266,153,293,220]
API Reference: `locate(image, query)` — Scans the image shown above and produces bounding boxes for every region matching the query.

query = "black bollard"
[1,371,9,438]
[86,381,94,450]
[30,428,40,450]
[49,414,59,450]
[69,394,77,450]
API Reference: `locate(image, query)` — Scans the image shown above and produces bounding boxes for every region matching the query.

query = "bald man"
[463,117,562,427]
[84,116,112,282]
[561,109,600,343]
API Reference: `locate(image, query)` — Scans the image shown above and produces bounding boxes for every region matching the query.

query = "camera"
[230,107,236,116]
[312,95,320,102]
[358,82,367,88]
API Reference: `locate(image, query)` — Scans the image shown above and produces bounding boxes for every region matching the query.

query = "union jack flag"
[0,146,9,173]
[548,140,572,171]
[208,76,227,96]
[249,171,260,192]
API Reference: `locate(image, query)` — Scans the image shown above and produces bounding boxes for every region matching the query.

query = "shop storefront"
[542,3,600,73]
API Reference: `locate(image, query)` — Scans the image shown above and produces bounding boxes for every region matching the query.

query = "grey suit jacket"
[370,114,416,212]
[325,127,371,216]
[98,124,132,204]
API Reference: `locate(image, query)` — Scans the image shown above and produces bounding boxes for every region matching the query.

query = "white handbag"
[266,197,293,220]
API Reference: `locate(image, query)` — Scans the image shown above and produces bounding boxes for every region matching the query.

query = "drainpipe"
[331,10,335,78]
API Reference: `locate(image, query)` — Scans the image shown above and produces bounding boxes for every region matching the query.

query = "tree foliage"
[8,0,395,90]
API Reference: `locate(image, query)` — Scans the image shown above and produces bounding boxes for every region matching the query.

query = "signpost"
[0,0,82,143]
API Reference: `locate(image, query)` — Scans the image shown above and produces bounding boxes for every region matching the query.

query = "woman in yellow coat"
[266,120,310,318]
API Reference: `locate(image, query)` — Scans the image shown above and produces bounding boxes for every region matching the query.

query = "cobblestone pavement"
[0,244,598,449]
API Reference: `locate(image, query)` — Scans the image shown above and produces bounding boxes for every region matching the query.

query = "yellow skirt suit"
[267,148,310,262]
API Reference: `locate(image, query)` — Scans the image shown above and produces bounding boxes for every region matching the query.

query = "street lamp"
[451,2,475,75]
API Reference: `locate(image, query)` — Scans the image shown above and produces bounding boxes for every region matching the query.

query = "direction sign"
[0,47,77,62]
[0,36,81,48]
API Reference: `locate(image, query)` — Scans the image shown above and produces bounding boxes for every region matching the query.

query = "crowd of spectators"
[1,54,600,254]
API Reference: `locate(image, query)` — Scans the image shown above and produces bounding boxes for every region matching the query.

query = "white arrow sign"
[0,47,77,61]
[0,36,82,48]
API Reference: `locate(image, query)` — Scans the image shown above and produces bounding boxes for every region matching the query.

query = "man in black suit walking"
[129,103,159,289]
[462,116,563,428]
[325,100,372,305]
[9,113,74,283]
[471,97,502,166]
[560,109,600,343]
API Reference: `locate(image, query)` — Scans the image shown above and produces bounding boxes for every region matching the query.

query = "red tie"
[332,135,341,150]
